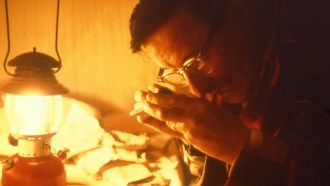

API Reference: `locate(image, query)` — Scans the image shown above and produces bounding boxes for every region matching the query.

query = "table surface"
[0,140,184,186]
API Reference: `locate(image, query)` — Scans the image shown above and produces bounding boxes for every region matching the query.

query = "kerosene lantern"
[1,0,68,184]
[1,48,68,186]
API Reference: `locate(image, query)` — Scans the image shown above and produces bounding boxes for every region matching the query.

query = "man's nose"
[184,71,217,98]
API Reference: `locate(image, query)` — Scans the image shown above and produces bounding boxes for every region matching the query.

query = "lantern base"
[2,154,66,186]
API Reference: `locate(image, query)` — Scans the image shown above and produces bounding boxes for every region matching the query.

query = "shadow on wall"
[66,93,122,117]
[66,93,156,134]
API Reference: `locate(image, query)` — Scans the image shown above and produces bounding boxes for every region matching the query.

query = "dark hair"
[129,0,228,53]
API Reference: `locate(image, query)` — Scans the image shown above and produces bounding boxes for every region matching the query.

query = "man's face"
[141,9,261,104]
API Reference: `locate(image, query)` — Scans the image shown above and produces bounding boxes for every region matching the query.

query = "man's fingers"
[138,116,184,138]
[146,92,197,110]
[147,84,172,94]
[142,101,185,122]
[134,90,148,101]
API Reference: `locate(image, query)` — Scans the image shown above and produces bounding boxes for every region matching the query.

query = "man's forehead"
[141,44,169,68]
[141,12,208,69]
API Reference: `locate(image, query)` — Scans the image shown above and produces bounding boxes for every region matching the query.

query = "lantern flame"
[4,94,63,137]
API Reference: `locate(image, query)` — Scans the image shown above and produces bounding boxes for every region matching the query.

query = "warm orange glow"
[4,94,63,136]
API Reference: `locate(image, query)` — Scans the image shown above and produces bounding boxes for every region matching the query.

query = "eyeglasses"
[156,27,215,87]
[156,54,213,86]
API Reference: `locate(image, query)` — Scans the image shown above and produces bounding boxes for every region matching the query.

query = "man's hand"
[132,84,249,164]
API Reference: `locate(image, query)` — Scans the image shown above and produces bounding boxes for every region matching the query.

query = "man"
[129,0,330,185]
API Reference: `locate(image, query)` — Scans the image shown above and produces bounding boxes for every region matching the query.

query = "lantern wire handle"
[3,0,13,76]
[54,0,62,73]
[3,0,62,75]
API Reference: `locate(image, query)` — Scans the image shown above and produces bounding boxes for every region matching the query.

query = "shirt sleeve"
[226,101,330,186]
[226,128,289,186]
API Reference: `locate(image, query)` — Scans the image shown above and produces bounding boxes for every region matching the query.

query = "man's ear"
[226,0,250,30]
